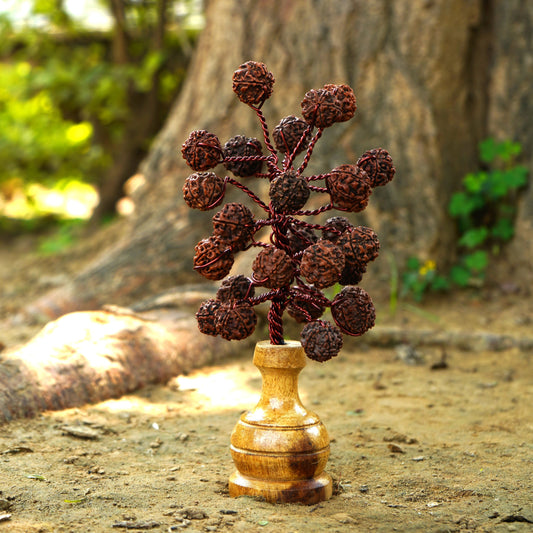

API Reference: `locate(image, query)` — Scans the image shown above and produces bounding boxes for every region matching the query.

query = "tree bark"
[23,0,532,320]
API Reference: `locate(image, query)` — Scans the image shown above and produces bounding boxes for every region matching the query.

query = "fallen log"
[0,307,255,425]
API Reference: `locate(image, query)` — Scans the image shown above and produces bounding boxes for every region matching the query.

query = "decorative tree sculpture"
[182,60,395,361]
[182,60,396,504]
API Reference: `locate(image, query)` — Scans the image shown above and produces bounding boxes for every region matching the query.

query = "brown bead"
[339,261,366,286]
[326,164,371,212]
[223,135,264,177]
[212,202,254,250]
[300,239,345,289]
[269,170,310,213]
[287,289,326,323]
[196,299,221,336]
[357,148,396,188]
[252,247,295,289]
[338,226,380,265]
[273,115,310,155]
[232,61,275,106]
[301,320,343,362]
[301,88,342,129]
[216,301,257,341]
[321,216,354,243]
[182,172,225,211]
[331,286,375,336]
[287,223,318,255]
[181,130,222,171]
[216,275,254,301]
[323,83,357,122]
[193,236,234,281]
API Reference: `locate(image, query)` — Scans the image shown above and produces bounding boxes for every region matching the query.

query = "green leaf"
[497,139,522,163]
[448,192,482,217]
[458,227,489,248]
[450,265,471,287]
[464,250,489,272]
[463,172,487,194]
[503,166,528,189]
[406,257,420,270]
[479,138,498,164]
[491,218,514,241]
[431,275,450,291]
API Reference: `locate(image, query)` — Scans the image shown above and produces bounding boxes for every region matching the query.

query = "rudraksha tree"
[182,61,395,362]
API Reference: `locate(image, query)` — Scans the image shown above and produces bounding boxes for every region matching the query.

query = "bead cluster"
[182,61,395,362]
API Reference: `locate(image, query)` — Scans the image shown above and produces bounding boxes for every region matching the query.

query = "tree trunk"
[23,0,532,320]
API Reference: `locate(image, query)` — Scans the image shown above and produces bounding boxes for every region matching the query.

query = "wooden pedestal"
[229,340,332,504]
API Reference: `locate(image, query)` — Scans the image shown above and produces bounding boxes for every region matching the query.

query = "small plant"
[448,138,528,287]
[400,138,527,301]
[181,61,395,362]
[400,257,449,302]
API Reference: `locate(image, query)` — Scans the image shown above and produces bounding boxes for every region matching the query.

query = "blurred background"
[0,0,531,320]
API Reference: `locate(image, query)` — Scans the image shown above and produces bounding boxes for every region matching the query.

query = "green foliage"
[0,1,201,231]
[401,257,449,302]
[401,138,527,301]
[448,138,527,286]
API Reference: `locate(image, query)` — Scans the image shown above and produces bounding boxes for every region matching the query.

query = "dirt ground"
[0,236,532,532]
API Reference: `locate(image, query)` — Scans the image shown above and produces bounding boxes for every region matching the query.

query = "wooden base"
[229,471,332,504]
[229,341,333,505]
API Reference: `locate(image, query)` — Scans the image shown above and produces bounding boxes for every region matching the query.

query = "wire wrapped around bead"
[300,239,345,289]
[212,202,254,250]
[223,135,264,177]
[216,301,257,340]
[232,60,275,106]
[252,247,295,289]
[301,319,344,362]
[216,275,255,301]
[357,148,396,188]
[196,299,221,336]
[181,130,222,171]
[331,286,376,336]
[193,236,234,281]
[183,172,225,211]
[326,164,371,212]
[321,216,354,243]
[273,115,310,155]
[269,170,310,213]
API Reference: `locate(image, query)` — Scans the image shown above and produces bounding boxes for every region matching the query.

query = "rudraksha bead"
[269,170,310,213]
[338,226,380,265]
[193,236,234,281]
[321,216,354,243]
[324,83,357,122]
[301,320,344,362]
[300,239,345,289]
[273,115,310,155]
[182,172,225,211]
[216,274,254,301]
[252,247,295,289]
[223,135,264,177]
[339,261,366,286]
[196,299,221,336]
[181,130,222,171]
[287,223,318,254]
[212,202,254,250]
[216,301,257,341]
[301,88,341,129]
[326,164,371,212]
[287,289,326,323]
[357,148,396,188]
[331,286,376,336]
[232,61,275,106]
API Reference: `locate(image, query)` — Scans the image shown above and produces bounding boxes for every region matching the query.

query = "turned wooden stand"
[229,340,332,504]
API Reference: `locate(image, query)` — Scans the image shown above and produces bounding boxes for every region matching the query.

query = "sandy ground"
[0,237,532,532]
